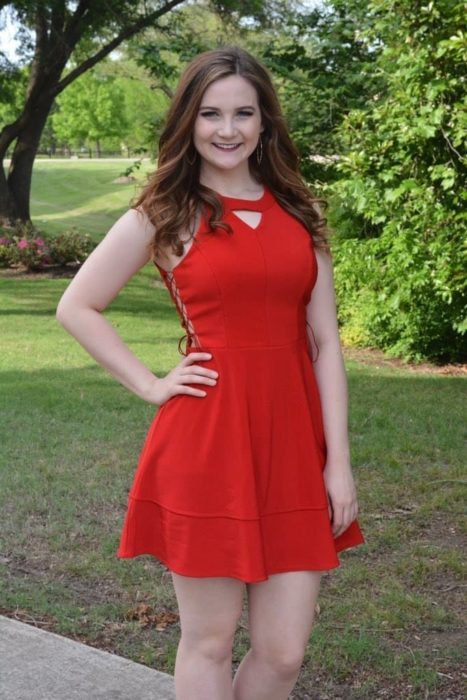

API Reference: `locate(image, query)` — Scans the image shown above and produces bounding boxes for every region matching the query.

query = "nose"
[216,118,237,138]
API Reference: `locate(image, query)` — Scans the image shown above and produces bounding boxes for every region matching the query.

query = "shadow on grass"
[0,268,176,321]
[1,364,464,453]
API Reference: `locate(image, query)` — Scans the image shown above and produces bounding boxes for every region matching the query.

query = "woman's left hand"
[323,463,359,538]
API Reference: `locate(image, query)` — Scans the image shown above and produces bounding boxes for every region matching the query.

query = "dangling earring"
[186,147,197,166]
[256,135,263,165]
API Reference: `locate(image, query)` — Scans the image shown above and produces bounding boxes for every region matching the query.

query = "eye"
[238,110,254,117]
[200,110,218,118]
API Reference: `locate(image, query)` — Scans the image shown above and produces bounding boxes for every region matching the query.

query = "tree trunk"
[5,97,55,224]
[0,166,19,224]
[0,121,23,224]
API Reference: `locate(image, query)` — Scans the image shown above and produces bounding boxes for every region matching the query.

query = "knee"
[201,635,235,664]
[251,643,305,679]
[180,610,241,665]
[181,630,235,664]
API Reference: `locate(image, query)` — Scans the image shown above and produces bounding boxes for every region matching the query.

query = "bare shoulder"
[107,206,155,244]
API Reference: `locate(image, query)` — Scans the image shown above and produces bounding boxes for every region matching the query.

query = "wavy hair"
[131,46,331,260]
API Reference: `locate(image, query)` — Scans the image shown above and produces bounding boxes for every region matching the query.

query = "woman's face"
[193,74,264,175]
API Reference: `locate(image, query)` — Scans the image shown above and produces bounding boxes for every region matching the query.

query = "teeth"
[214,144,239,149]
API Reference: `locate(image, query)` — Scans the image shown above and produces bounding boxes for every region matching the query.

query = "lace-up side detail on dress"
[164,269,201,355]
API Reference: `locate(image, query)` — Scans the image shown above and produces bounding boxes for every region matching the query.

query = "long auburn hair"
[132,46,331,260]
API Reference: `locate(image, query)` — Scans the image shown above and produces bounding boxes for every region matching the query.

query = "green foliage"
[52,72,128,153]
[332,223,466,363]
[119,157,144,178]
[129,2,243,94]
[38,56,167,156]
[47,229,95,267]
[326,0,466,363]
[259,0,384,183]
[129,0,382,183]
[0,65,29,137]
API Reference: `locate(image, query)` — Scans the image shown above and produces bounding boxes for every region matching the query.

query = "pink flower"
[0,237,9,245]
[17,239,29,249]
[35,238,46,247]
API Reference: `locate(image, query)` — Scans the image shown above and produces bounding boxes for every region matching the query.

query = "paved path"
[0,615,176,699]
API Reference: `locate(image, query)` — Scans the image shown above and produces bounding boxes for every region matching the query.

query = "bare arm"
[306,245,359,535]
[306,246,350,467]
[56,208,216,403]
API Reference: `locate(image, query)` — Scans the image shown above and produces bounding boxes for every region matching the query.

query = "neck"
[199,162,261,196]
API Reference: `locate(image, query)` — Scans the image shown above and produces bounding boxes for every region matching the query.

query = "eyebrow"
[199,105,256,110]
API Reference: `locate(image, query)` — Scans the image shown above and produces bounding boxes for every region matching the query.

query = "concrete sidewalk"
[0,615,176,699]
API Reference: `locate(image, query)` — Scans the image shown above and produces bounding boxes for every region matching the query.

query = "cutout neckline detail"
[216,186,275,213]
[154,188,275,273]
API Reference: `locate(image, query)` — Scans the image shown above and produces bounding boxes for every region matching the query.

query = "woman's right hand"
[146,352,219,406]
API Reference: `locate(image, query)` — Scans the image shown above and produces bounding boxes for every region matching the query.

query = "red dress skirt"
[117,186,365,582]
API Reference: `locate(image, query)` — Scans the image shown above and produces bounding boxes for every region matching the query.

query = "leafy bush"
[47,229,95,266]
[0,235,16,267]
[0,224,94,271]
[332,221,466,363]
[325,0,466,363]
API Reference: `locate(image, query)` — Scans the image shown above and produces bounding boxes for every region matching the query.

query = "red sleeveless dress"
[117,186,365,582]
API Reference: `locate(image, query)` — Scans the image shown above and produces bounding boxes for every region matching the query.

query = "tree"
[257,0,384,183]
[52,72,127,156]
[0,0,279,225]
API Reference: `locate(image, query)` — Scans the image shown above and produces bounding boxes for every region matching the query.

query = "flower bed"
[0,224,94,272]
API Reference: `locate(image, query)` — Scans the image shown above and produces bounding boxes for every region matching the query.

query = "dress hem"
[115,549,340,583]
[126,495,334,520]
[116,496,366,583]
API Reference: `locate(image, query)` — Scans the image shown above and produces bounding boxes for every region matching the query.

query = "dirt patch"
[343,345,466,376]
[0,264,80,279]
[112,175,137,184]
[0,606,59,633]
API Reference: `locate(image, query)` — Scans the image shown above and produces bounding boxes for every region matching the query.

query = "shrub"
[324,0,466,364]
[332,221,466,364]
[48,229,95,266]
[0,235,15,267]
[0,225,94,272]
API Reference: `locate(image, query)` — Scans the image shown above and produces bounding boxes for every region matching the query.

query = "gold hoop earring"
[256,135,263,165]
[186,148,197,166]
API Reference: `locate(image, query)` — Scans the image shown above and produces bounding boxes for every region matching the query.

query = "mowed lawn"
[0,160,465,699]
[30,157,154,238]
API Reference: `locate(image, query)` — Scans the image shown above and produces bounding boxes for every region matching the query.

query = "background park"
[0,1,465,698]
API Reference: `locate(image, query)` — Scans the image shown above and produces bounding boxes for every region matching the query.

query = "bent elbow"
[56,296,74,328]
[55,302,67,327]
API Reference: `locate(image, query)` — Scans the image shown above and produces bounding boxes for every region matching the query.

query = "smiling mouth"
[212,143,242,151]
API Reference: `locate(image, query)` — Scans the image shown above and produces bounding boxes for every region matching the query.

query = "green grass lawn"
[31,157,154,238]
[1,160,465,699]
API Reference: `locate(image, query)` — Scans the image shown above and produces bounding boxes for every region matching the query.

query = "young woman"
[57,46,365,700]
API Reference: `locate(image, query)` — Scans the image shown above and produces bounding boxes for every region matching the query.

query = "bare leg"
[171,571,245,700]
[232,570,324,700]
